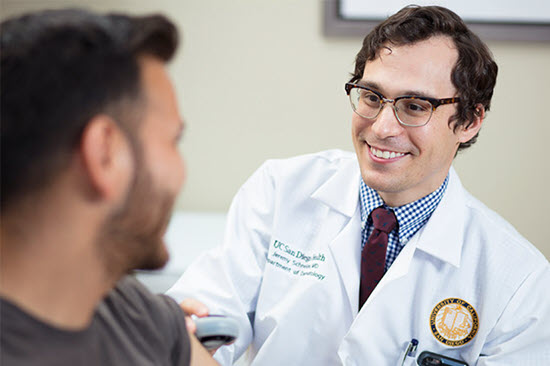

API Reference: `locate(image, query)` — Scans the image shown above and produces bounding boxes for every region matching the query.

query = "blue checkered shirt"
[359,175,449,272]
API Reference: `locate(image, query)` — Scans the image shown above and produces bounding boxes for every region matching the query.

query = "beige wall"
[3,1,549,260]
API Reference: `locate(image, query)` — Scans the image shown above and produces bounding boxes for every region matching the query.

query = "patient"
[0,9,216,366]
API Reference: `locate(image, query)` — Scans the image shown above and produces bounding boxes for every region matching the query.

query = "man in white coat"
[168,5,550,365]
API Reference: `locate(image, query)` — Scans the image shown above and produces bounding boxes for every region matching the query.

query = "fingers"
[180,298,209,317]
[180,298,210,334]
[185,316,197,334]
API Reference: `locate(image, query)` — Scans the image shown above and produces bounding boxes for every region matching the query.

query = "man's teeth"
[370,147,405,159]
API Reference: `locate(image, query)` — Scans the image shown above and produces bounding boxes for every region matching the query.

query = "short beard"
[96,141,175,280]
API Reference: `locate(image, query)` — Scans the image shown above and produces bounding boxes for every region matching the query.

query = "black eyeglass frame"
[344,82,460,127]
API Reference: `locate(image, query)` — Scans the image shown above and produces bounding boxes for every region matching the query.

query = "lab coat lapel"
[414,167,465,268]
[311,158,361,217]
[312,158,362,317]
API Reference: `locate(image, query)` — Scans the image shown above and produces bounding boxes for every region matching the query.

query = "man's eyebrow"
[400,89,438,99]
[357,80,382,91]
[357,80,437,99]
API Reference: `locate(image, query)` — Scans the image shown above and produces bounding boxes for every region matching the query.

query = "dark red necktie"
[359,207,397,309]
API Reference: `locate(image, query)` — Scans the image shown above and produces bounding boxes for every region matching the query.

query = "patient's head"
[1,9,185,273]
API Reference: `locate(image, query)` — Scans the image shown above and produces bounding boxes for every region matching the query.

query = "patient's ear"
[457,104,484,144]
[79,115,134,202]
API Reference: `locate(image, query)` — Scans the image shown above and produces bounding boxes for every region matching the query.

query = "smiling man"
[0,9,216,366]
[350,35,475,208]
[168,6,550,365]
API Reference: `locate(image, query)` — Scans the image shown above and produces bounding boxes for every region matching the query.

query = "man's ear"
[79,115,134,202]
[457,104,485,144]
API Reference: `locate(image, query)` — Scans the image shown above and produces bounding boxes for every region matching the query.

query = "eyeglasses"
[345,83,460,127]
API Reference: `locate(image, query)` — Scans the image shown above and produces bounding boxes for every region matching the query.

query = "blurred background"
[2,1,549,265]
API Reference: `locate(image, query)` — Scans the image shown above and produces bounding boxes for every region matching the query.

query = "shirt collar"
[359,175,449,243]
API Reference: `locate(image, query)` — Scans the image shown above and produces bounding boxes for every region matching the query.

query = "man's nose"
[370,103,403,139]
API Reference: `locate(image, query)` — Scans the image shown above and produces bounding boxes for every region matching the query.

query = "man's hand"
[180,298,210,334]
[180,298,219,356]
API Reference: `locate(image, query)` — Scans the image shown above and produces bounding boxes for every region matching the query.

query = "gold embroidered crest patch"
[430,298,479,347]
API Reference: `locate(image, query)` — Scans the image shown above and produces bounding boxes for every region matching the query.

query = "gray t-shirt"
[0,275,191,365]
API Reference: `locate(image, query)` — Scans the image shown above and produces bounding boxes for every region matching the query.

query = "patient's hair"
[350,5,498,152]
[1,9,178,209]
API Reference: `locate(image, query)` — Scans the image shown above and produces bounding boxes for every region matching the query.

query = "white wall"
[2,0,549,260]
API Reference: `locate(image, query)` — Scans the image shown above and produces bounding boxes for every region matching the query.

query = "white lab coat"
[168,150,550,366]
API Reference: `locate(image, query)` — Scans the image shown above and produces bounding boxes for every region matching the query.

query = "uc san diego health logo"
[430,298,479,347]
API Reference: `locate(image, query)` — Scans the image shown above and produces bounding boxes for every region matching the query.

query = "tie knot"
[370,207,397,234]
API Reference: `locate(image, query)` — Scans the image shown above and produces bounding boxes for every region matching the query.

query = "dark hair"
[350,5,498,152]
[1,9,178,210]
